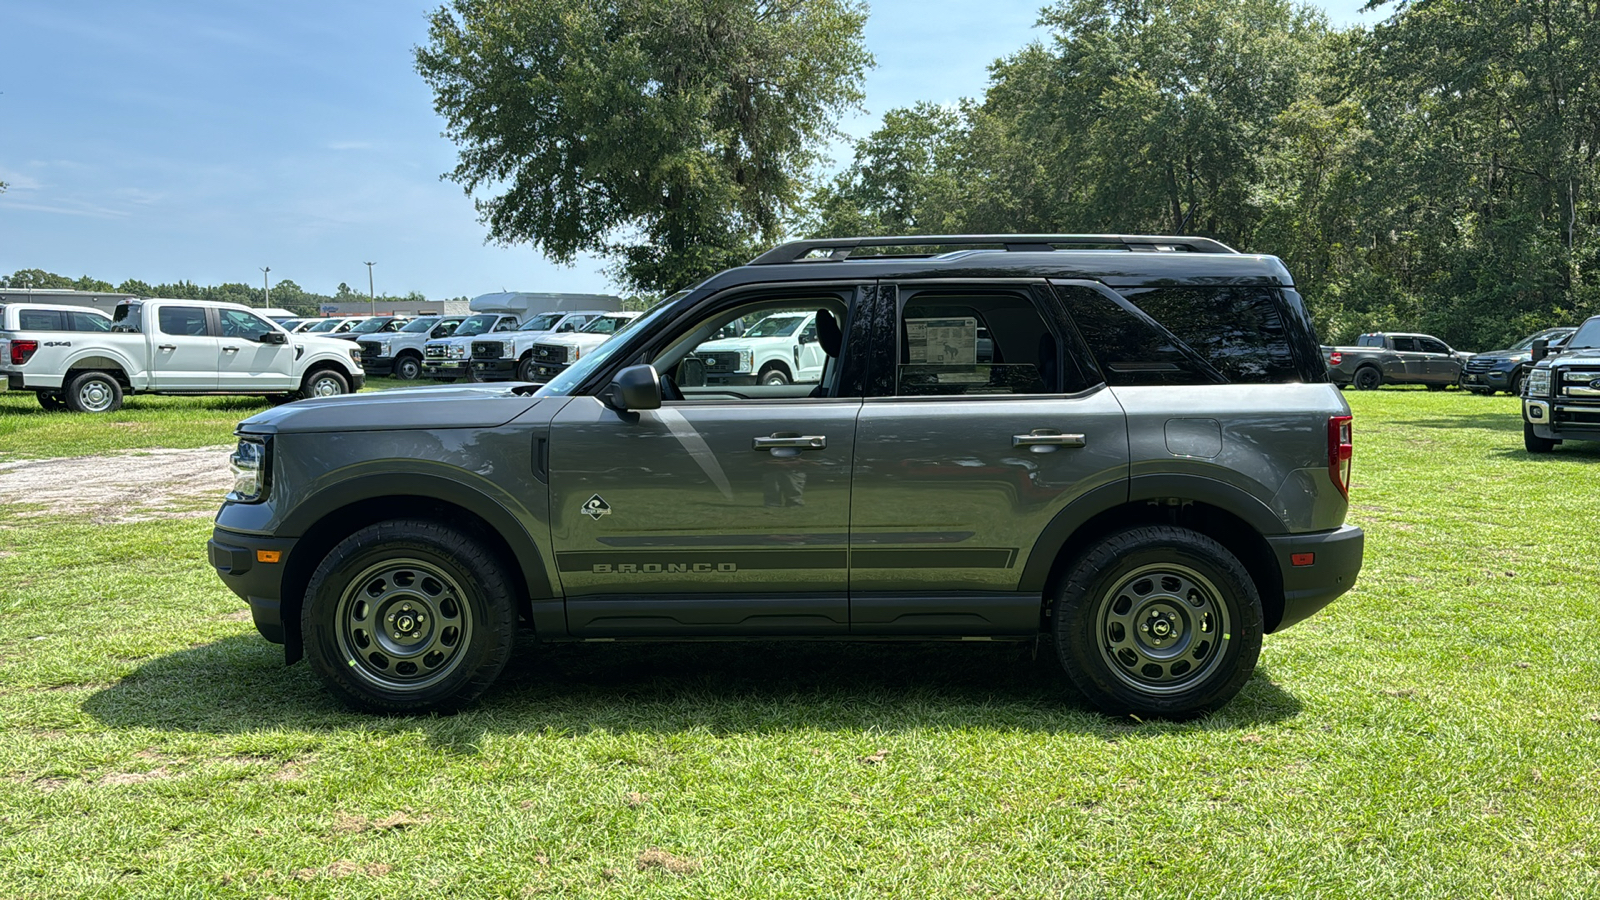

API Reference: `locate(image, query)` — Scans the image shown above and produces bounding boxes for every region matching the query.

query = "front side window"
[157,306,209,336]
[1418,337,1449,354]
[654,295,850,399]
[892,289,1068,397]
[219,309,275,341]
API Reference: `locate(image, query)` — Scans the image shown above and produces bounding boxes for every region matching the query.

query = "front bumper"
[1461,364,1516,391]
[421,360,468,379]
[471,358,516,381]
[209,529,299,645]
[1524,398,1600,442]
[361,355,396,377]
[1265,525,1364,632]
[532,362,570,380]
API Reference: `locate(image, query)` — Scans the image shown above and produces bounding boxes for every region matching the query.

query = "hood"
[541,332,608,348]
[295,334,359,353]
[237,385,546,435]
[1542,346,1600,366]
[1470,348,1525,362]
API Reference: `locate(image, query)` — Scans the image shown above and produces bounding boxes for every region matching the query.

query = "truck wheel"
[36,392,67,412]
[64,371,124,413]
[516,356,538,382]
[1353,367,1382,390]
[394,355,422,381]
[301,519,518,713]
[1524,420,1559,453]
[1053,526,1263,719]
[1510,372,1525,397]
[300,368,349,399]
[758,364,790,386]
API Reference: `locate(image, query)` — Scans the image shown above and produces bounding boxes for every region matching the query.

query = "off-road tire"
[394,355,423,381]
[758,363,790,386]
[64,371,124,413]
[1053,526,1263,719]
[302,519,518,714]
[1524,419,1559,453]
[1352,366,1382,391]
[300,368,349,400]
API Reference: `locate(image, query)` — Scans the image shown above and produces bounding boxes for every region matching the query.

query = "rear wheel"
[1053,526,1263,718]
[64,371,123,413]
[394,355,422,381]
[302,519,518,713]
[1352,367,1382,390]
[1524,419,1559,453]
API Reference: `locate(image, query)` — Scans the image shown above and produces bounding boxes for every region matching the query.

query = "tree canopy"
[417,0,872,294]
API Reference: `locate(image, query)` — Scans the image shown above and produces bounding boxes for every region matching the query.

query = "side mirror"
[798,331,816,344]
[1533,339,1548,361]
[602,364,662,411]
[261,330,288,344]
[677,356,707,387]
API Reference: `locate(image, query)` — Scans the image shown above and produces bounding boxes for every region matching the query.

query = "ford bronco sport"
[209,234,1363,718]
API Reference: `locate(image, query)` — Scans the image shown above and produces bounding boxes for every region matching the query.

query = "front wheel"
[394,355,422,381]
[65,371,124,413]
[301,519,519,713]
[1053,526,1263,719]
[758,364,790,386]
[300,368,349,399]
[1524,419,1559,453]
[1510,372,1525,397]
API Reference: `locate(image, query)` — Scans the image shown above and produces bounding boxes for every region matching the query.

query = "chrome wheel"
[334,558,473,692]
[1095,562,1231,695]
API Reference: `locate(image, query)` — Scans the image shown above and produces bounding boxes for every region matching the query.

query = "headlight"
[738,349,754,372]
[228,436,270,502]
[1508,353,1529,363]
[449,345,468,359]
[1525,368,1551,397]
[503,343,515,359]
[348,348,363,368]
[569,346,581,361]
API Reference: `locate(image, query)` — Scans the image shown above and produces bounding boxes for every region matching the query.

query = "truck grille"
[533,344,568,364]
[1463,357,1497,374]
[472,341,504,359]
[1560,370,1600,398]
[699,351,741,372]
[357,341,382,359]
[424,344,449,359]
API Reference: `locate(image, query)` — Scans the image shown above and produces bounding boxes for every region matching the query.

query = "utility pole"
[364,261,376,315]
[260,267,271,309]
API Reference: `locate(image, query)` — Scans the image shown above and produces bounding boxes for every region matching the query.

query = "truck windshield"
[1568,319,1600,350]
[453,314,498,336]
[519,313,563,332]
[580,315,634,335]
[350,317,397,334]
[744,314,805,338]
[304,319,342,333]
[400,317,441,333]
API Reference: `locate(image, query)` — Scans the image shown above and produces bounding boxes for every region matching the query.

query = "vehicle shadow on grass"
[81,634,1302,741]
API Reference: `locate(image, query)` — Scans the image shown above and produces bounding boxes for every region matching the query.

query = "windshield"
[1511,328,1573,351]
[400,317,441,333]
[1568,318,1600,350]
[305,319,341,333]
[519,313,563,332]
[581,314,634,335]
[744,314,805,338]
[539,300,679,397]
[350,317,395,334]
[453,314,498,337]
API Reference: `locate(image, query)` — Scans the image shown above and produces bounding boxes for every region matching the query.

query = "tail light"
[9,340,39,366]
[1328,415,1353,499]
[1328,350,1343,365]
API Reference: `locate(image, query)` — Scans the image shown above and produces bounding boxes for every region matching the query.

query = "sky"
[0,1,1390,300]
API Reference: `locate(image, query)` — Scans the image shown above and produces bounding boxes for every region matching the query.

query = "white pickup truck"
[689,309,827,385]
[1,298,364,412]
[526,311,643,381]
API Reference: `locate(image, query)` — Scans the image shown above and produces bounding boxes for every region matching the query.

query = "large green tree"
[416,0,872,294]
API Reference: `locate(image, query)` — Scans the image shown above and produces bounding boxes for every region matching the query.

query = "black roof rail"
[747,234,1239,265]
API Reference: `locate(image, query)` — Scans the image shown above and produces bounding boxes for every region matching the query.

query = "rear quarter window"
[17,309,64,331]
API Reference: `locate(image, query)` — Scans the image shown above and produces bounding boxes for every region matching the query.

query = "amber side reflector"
[1291,553,1315,567]
[256,550,282,564]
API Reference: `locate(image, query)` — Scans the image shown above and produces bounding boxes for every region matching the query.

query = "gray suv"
[208,234,1363,718]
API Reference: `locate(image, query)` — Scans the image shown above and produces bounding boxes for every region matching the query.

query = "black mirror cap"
[1533,339,1548,361]
[262,330,288,344]
[604,364,662,411]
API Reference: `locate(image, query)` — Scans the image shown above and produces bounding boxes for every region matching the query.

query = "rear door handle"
[158,344,176,351]
[1013,431,1086,451]
[221,346,240,353]
[753,434,826,455]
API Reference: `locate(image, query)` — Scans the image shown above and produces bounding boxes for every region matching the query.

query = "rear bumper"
[1265,525,1364,631]
[208,529,299,645]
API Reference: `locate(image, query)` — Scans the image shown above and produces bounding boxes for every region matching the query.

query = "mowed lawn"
[1,387,1597,898]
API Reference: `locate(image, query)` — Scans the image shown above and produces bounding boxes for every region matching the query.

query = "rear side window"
[70,311,111,332]
[17,309,63,331]
[892,289,1078,396]
[1059,284,1298,385]
[157,306,210,336]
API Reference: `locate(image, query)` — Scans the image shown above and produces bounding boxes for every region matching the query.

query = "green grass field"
[2,388,1598,897]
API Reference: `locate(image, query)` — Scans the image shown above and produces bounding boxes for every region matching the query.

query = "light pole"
[260,267,271,309]
[364,261,376,315]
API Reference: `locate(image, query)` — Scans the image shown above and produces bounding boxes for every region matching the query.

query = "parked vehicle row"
[1,298,364,412]
[1521,316,1600,452]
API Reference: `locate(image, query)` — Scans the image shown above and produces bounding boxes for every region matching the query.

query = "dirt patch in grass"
[636,848,698,875]
[333,811,428,834]
[0,446,231,524]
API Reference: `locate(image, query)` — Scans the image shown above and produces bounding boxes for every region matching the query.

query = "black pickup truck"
[1323,332,1473,390]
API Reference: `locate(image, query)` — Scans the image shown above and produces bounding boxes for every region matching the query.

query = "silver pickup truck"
[1323,332,1472,390]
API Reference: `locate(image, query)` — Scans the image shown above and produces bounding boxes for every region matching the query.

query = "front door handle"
[221,346,240,353]
[158,344,177,351]
[753,434,826,457]
[1013,430,1086,452]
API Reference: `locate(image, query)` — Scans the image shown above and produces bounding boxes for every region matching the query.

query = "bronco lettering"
[590,561,739,574]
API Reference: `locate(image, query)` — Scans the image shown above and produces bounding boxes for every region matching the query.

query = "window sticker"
[906,317,978,365]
